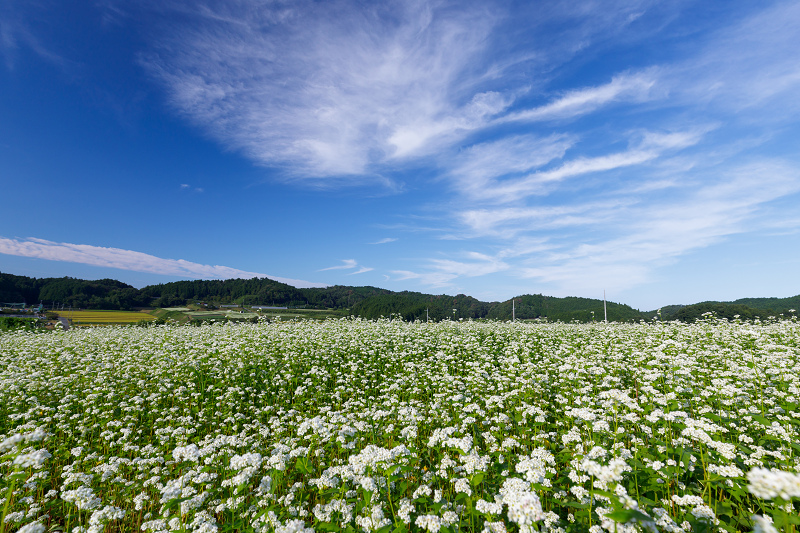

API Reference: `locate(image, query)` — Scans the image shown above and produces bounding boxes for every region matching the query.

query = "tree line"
[2,271,797,322]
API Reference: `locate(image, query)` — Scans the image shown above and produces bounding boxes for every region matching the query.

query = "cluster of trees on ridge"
[1,271,798,323]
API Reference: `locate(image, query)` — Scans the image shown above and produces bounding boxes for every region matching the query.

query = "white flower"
[747,468,800,500]
[454,477,472,496]
[752,515,778,533]
[12,449,51,469]
[690,505,718,525]
[18,523,46,533]
[482,521,508,533]
[507,491,544,532]
[415,514,443,533]
[274,519,314,533]
[62,485,102,511]
[476,499,503,515]
[671,494,705,507]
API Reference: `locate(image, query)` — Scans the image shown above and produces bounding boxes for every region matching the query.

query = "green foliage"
[672,303,761,323]
[0,272,147,310]
[351,291,489,321]
[3,271,799,324]
[485,294,645,322]
[0,316,38,332]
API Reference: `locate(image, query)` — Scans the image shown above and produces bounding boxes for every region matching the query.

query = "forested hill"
[0,271,645,320]
[2,271,798,322]
[657,295,800,322]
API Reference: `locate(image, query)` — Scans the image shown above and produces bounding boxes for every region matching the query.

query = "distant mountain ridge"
[657,295,800,322]
[1,271,797,322]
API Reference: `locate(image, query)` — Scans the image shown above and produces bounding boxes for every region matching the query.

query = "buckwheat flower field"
[2,319,799,533]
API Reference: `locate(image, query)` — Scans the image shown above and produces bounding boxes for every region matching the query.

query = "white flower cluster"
[12,449,52,469]
[671,494,705,507]
[751,514,778,533]
[61,485,102,511]
[354,504,391,532]
[747,467,800,500]
[87,505,125,533]
[2,316,800,532]
[0,428,48,454]
[498,478,544,533]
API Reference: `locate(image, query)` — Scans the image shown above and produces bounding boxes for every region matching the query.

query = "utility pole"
[426,308,429,323]
[512,298,515,321]
[604,290,608,323]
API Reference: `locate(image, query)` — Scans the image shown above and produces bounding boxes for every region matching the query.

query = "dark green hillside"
[139,278,308,307]
[0,272,38,303]
[351,292,490,321]
[672,303,760,323]
[486,294,646,322]
[139,278,390,309]
[728,295,800,315]
[301,285,392,309]
[658,296,800,322]
[1,273,147,309]
[653,305,685,320]
[2,270,797,322]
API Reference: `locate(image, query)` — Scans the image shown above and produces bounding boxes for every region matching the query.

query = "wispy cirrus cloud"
[369,238,398,245]
[319,259,372,275]
[142,0,502,180]
[500,160,800,293]
[392,251,509,288]
[497,71,658,124]
[0,0,69,70]
[0,236,326,287]
[127,1,800,299]
[137,0,671,183]
[318,259,358,271]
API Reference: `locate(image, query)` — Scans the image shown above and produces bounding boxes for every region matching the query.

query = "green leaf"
[295,457,314,475]
[392,524,409,533]
[603,509,653,524]
[470,473,485,487]
[564,501,590,509]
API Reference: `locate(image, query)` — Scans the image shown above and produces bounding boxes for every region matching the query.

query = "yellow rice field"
[56,309,155,325]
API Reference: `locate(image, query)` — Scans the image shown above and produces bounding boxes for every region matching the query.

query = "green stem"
[0,479,17,533]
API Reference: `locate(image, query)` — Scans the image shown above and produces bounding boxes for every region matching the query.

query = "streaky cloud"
[319,259,358,271]
[348,266,374,275]
[0,236,326,288]
[498,71,657,124]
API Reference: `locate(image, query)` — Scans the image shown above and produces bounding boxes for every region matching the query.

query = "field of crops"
[56,310,156,325]
[1,319,799,533]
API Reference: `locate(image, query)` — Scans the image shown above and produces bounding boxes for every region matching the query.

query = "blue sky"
[2,0,800,310]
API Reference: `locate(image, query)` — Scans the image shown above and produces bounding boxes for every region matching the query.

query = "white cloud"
[0,0,68,70]
[515,160,800,292]
[319,259,358,271]
[391,251,509,288]
[143,0,502,179]
[498,71,657,124]
[452,126,710,203]
[0,236,326,288]
[369,237,398,245]
[400,158,800,295]
[319,259,373,275]
[458,200,629,238]
[668,1,800,115]
[348,266,374,275]
[447,134,574,198]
